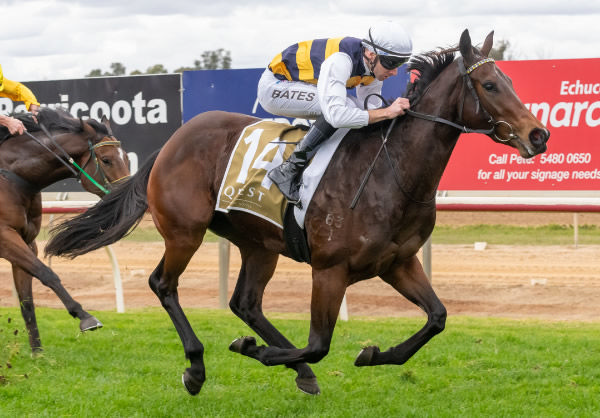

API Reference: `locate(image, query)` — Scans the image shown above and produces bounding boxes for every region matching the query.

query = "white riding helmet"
[362,20,413,58]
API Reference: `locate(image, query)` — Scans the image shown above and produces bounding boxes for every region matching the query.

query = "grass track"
[1,308,599,417]
[37,223,600,245]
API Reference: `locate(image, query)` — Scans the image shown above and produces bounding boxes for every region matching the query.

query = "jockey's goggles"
[378,55,409,70]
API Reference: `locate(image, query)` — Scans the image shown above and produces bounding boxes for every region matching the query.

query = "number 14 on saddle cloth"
[216,120,349,229]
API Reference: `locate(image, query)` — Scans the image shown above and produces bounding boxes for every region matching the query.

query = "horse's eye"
[101,158,111,165]
[482,82,497,92]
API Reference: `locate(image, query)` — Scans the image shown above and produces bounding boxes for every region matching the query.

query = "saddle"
[216,120,351,264]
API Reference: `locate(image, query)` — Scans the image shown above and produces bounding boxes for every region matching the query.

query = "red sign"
[439,58,600,190]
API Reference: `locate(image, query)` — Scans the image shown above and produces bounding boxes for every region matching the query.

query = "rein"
[25,123,122,195]
[350,94,435,209]
[350,56,504,209]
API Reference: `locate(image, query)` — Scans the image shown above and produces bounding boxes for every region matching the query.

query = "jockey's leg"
[267,116,336,204]
[256,69,322,118]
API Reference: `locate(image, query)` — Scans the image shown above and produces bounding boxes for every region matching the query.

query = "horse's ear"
[459,29,474,62]
[480,31,494,57]
[101,114,114,136]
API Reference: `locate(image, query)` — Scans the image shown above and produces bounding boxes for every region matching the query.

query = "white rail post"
[339,294,349,321]
[573,213,579,249]
[11,280,18,305]
[218,238,230,309]
[423,235,432,282]
[104,245,125,313]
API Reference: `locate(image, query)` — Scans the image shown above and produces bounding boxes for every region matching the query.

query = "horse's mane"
[405,47,458,103]
[355,47,459,135]
[13,107,80,133]
[13,107,109,138]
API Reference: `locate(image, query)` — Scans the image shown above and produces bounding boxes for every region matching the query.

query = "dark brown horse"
[46,30,549,395]
[0,107,130,352]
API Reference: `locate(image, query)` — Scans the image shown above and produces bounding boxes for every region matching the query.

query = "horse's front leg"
[231,264,347,379]
[355,255,446,366]
[0,228,102,334]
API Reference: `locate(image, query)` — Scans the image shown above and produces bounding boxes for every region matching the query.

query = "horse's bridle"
[27,123,127,195]
[407,56,518,143]
[79,136,129,192]
[351,56,517,209]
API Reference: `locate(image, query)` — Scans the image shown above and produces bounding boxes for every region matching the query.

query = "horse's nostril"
[529,128,549,146]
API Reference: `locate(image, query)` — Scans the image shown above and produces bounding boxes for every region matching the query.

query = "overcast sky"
[2,0,599,82]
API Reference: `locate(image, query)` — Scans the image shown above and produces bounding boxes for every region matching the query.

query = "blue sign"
[182,67,411,123]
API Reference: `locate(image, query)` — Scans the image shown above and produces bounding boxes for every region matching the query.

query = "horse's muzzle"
[530,127,550,153]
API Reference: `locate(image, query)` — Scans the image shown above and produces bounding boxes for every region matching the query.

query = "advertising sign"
[0,74,182,191]
[438,58,600,191]
[182,68,411,122]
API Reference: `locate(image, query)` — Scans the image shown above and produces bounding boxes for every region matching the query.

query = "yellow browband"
[466,58,495,74]
[91,137,129,184]
[93,139,122,149]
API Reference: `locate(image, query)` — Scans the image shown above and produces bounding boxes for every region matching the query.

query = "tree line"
[85,41,514,77]
[85,49,231,77]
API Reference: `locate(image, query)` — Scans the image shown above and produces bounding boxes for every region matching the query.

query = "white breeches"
[257,68,362,120]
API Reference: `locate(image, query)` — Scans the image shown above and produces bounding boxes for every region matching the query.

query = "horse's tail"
[45,150,160,258]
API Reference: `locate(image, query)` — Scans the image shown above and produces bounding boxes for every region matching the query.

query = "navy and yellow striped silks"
[269,37,375,89]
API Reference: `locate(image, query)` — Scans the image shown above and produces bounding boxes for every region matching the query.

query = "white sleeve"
[356,79,384,110]
[316,52,370,129]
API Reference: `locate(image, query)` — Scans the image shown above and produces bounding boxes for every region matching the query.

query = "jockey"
[0,64,40,136]
[257,20,413,204]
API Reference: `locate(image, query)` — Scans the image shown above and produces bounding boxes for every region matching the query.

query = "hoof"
[182,369,204,396]
[80,316,103,332]
[228,336,256,354]
[354,346,379,367]
[296,376,320,395]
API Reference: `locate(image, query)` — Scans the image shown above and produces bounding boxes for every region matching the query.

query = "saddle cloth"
[216,120,348,229]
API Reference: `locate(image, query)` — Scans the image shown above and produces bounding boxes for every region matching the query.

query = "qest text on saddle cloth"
[215,120,305,228]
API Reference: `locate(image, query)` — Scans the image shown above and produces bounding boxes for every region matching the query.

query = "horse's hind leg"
[355,255,447,367]
[148,237,206,396]
[12,262,41,352]
[0,230,101,337]
[228,247,320,395]
[230,264,348,391]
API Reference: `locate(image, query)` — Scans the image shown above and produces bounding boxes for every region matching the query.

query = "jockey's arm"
[0,114,25,135]
[316,53,370,129]
[367,97,410,124]
[0,78,40,111]
[317,53,409,128]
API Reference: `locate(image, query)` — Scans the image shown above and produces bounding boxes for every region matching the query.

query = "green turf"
[431,223,600,245]
[1,308,599,417]
[37,223,598,246]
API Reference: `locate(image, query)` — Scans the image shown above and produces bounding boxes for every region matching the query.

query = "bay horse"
[0,107,130,352]
[46,30,549,395]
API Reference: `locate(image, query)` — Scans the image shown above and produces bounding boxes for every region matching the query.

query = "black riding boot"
[268,117,336,204]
